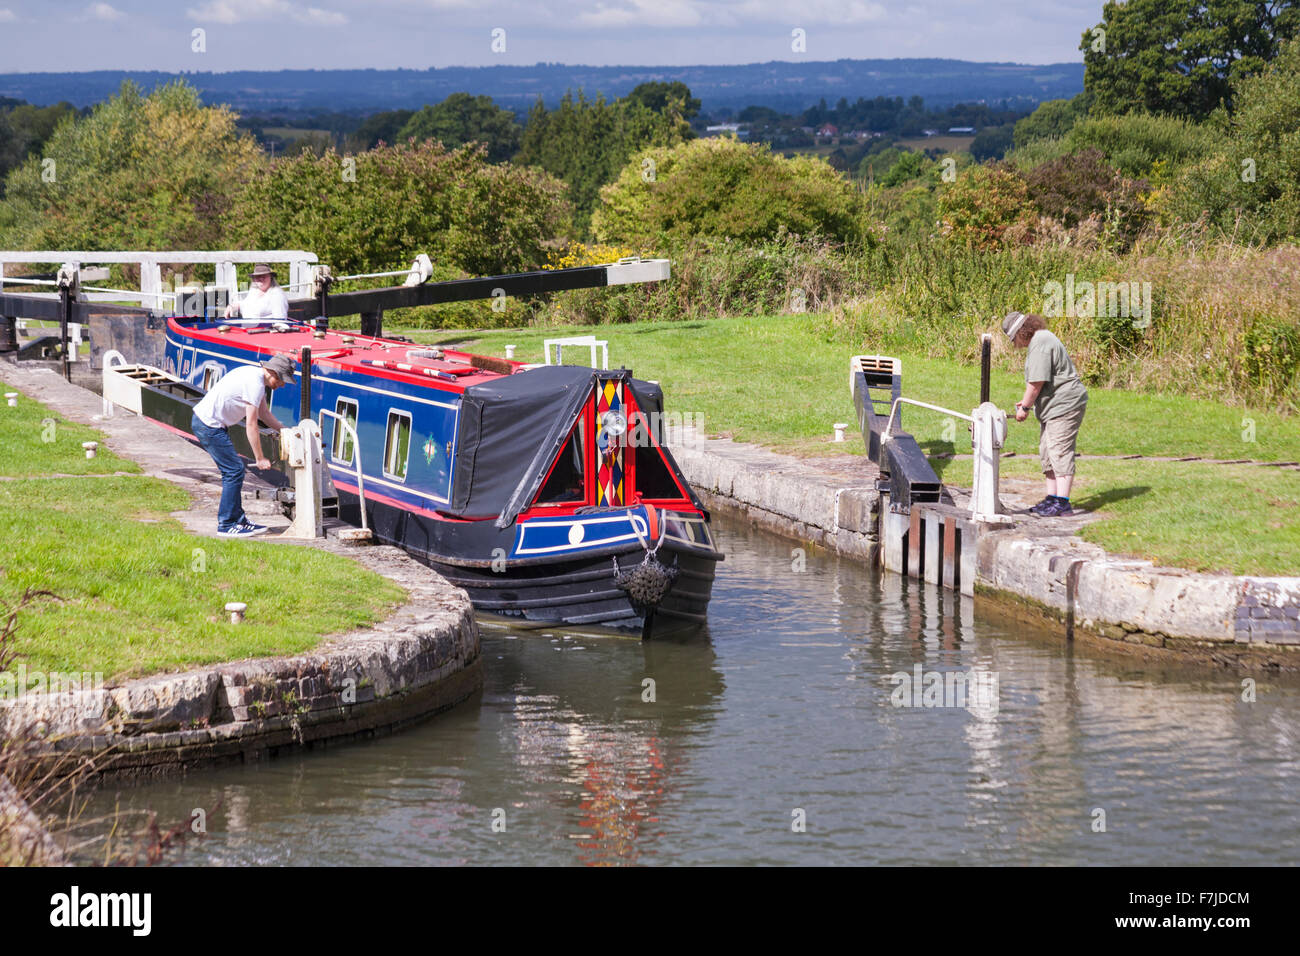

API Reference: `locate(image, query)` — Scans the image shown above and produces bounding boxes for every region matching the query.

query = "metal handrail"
[0,274,181,305]
[880,396,974,445]
[316,408,369,533]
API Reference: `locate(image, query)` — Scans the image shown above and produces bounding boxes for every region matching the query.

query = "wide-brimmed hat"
[262,354,297,384]
[1002,311,1028,340]
[250,263,276,278]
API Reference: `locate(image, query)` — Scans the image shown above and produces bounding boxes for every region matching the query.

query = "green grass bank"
[0,382,406,679]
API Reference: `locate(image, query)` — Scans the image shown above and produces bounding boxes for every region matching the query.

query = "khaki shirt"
[1025,329,1088,421]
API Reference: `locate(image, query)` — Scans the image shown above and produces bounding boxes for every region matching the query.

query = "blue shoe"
[218,520,267,537]
[1028,497,1055,516]
[1040,498,1074,517]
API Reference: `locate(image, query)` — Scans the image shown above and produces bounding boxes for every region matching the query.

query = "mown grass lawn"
[0,379,140,477]
[997,458,1300,575]
[0,385,406,680]
[405,314,1300,575]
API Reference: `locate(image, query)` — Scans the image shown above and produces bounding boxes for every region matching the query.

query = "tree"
[625,81,701,127]
[0,101,78,196]
[1022,147,1151,242]
[346,109,415,150]
[592,136,867,246]
[1012,94,1089,147]
[970,125,1015,162]
[1172,37,1300,239]
[1061,112,1214,178]
[515,90,688,233]
[936,164,1035,249]
[227,141,568,277]
[0,81,264,251]
[397,93,521,163]
[1082,0,1300,119]
[738,105,782,125]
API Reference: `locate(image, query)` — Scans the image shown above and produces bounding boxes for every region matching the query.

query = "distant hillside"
[0,59,1083,115]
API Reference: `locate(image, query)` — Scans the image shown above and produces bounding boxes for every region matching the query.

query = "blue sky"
[0,1,1101,71]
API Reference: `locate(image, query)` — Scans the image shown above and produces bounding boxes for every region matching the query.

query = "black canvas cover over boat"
[448,364,593,524]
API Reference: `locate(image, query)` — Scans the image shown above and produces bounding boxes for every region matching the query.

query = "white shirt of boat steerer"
[225,263,289,320]
[193,364,272,428]
[236,284,289,319]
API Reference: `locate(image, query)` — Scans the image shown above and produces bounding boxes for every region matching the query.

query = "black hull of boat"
[344,492,719,638]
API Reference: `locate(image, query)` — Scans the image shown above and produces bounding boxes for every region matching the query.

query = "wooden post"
[908,507,921,579]
[942,516,957,590]
[300,346,312,423]
[924,509,941,585]
[979,333,992,405]
[58,281,72,382]
[959,518,976,597]
[881,494,907,574]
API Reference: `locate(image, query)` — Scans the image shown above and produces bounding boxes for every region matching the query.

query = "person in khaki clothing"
[1002,311,1088,517]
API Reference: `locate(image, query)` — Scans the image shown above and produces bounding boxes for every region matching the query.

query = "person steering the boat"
[191,354,296,537]
[224,263,289,320]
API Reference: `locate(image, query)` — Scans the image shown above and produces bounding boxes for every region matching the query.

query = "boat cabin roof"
[170,318,522,393]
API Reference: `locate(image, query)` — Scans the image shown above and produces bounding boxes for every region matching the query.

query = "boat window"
[201,365,219,390]
[383,410,412,481]
[537,418,586,504]
[633,431,685,500]
[332,398,358,465]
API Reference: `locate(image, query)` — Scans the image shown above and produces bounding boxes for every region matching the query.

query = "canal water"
[82,512,1300,865]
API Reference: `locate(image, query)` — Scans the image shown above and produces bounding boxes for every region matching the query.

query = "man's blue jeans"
[191,413,247,530]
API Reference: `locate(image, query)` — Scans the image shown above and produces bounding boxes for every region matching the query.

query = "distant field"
[262,126,323,139]
[896,134,975,152]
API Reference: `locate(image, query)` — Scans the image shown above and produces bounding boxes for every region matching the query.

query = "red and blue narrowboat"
[156,317,721,637]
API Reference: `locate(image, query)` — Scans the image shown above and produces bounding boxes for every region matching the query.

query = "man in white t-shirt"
[224,263,290,320]
[190,354,296,536]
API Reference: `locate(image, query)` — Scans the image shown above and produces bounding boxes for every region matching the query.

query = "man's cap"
[251,263,275,278]
[1002,311,1028,340]
[263,354,297,384]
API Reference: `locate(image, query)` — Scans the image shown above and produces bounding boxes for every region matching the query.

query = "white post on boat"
[279,419,329,539]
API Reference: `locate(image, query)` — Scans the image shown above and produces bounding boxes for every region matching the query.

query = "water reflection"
[76,512,1300,866]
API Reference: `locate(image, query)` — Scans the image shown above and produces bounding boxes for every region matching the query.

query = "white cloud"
[0,7,17,22]
[730,0,887,25]
[574,0,887,29]
[186,0,348,25]
[305,6,347,25]
[86,2,125,20]
[579,0,704,28]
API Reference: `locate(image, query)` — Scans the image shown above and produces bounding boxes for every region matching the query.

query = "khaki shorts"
[1038,405,1086,476]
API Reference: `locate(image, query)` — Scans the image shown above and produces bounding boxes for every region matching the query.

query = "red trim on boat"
[165,317,519,392]
[331,478,455,521]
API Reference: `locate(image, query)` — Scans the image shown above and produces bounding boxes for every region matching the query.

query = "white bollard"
[280,419,327,539]
[4,393,16,408]
[505,344,516,359]
[970,401,1008,521]
[225,601,247,624]
[833,422,848,442]
[82,441,98,459]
